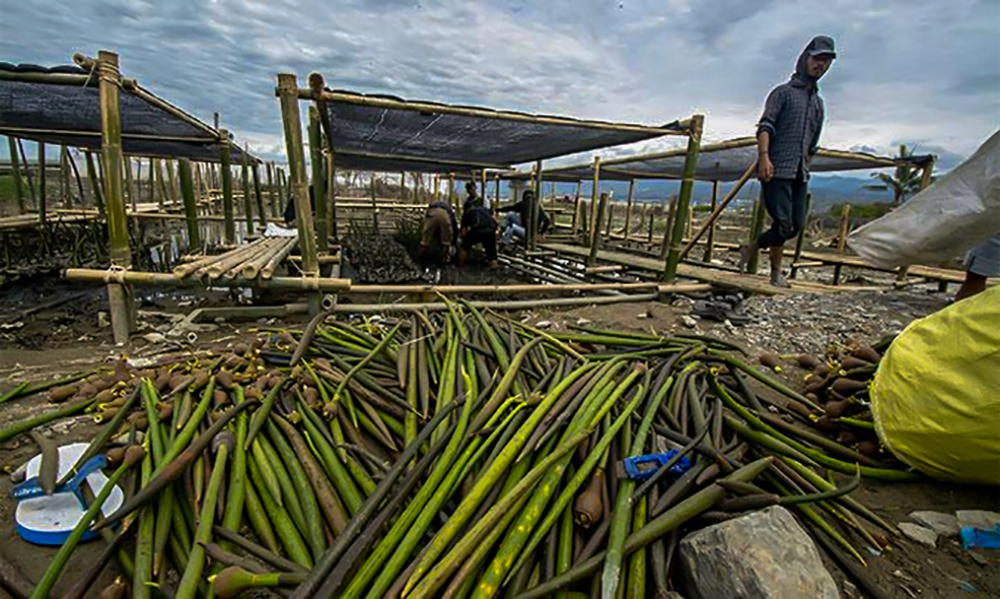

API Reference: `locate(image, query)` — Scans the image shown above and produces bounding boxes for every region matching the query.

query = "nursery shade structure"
[0,61,257,164]
[539,137,933,181]
[301,81,690,173]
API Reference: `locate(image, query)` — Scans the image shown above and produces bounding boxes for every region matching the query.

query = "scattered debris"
[899,522,938,547]
[910,511,960,537]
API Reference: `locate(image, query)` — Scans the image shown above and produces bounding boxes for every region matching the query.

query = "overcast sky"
[2,0,997,171]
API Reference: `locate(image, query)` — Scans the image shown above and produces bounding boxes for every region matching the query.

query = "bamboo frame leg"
[241,145,253,234]
[447,173,456,211]
[166,159,180,208]
[278,73,321,315]
[604,202,614,240]
[252,162,266,229]
[219,131,236,244]
[68,148,85,205]
[746,192,767,274]
[571,179,582,236]
[663,114,704,282]
[370,175,379,232]
[660,195,677,259]
[61,145,71,207]
[266,162,277,218]
[124,156,135,214]
[789,192,811,280]
[327,153,338,244]
[646,204,654,244]
[529,161,543,250]
[587,157,602,256]
[493,175,501,215]
[85,152,105,214]
[37,142,47,224]
[17,139,36,205]
[307,107,328,251]
[179,158,200,249]
[703,180,718,262]
[588,192,608,266]
[837,203,851,254]
[623,179,635,242]
[7,137,26,214]
[97,50,133,344]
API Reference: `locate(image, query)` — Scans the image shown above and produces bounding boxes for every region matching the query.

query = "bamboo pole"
[308,107,328,252]
[623,179,635,240]
[124,156,136,214]
[238,238,287,280]
[261,237,298,280]
[370,175,379,232]
[447,173,455,210]
[659,195,677,259]
[493,174,501,215]
[97,50,132,345]
[65,268,350,292]
[325,292,661,314]
[530,160,542,251]
[220,129,236,244]
[789,192,812,280]
[178,158,201,250]
[895,159,936,283]
[166,159,179,207]
[604,201,614,239]
[17,139,36,204]
[587,192,608,266]
[68,148,85,206]
[588,157,602,246]
[252,161,266,229]
[241,144,253,233]
[278,73,321,315]
[645,204,654,243]
[678,160,756,260]
[173,237,268,278]
[7,137,25,214]
[746,192,767,274]
[266,162,277,217]
[703,180,719,262]
[85,152,105,215]
[327,152,338,244]
[148,157,156,207]
[153,158,166,210]
[837,203,851,254]
[571,179,582,236]
[663,114,704,283]
[60,145,71,207]
[37,142,47,223]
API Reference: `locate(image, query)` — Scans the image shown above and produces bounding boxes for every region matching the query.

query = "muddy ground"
[0,215,996,597]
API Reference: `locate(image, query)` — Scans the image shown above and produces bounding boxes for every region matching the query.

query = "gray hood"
[791,35,835,89]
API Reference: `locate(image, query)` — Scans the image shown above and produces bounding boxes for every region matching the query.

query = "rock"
[678,506,838,599]
[97,311,110,328]
[142,332,168,344]
[910,511,959,537]
[535,320,553,329]
[898,522,937,547]
[681,315,698,329]
[575,318,592,326]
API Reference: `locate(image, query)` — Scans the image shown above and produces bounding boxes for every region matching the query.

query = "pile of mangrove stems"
[173,236,298,282]
[0,303,917,598]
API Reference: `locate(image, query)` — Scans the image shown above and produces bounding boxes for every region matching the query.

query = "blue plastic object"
[621,450,691,482]
[12,455,107,508]
[960,525,1000,550]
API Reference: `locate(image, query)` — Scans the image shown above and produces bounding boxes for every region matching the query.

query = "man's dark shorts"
[757,176,807,249]
[461,228,498,262]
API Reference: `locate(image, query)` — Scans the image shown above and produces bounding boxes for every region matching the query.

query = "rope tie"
[104,263,129,285]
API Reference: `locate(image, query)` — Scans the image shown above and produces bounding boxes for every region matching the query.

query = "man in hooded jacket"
[741,35,836,287]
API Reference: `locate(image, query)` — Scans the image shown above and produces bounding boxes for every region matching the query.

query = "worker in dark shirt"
[740,35,835,287]
[462,181,480,214]
[422,200,458,264]
[459,197,499,268]
[499,189,550,245]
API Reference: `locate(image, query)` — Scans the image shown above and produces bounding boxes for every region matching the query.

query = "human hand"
[758,155,774,182]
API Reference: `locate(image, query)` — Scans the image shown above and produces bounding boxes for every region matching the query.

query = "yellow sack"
[871,285,1000,484]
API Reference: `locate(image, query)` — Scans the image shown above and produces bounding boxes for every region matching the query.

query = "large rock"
[678,506,839,599]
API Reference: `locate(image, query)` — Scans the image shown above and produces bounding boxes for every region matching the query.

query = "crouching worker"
[459,197,499,268]
[500,189,550,246]
[421,200,458,264]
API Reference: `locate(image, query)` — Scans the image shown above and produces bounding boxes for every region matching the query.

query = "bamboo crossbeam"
[678,160,756,260]
[349,282,659,294]
[329,292,662,314]
[64,268,351,291]
[302,88,689,136]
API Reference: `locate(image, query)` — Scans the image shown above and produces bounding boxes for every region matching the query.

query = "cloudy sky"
[2,0,997,171]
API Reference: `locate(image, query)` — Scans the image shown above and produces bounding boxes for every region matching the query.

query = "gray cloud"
[1,0,997,170]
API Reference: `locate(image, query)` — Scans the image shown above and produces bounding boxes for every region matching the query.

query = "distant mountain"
[541,174,892,210]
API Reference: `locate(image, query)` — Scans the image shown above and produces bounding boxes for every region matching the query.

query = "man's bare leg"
[738,241,759,273]
[769,245,789,287]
